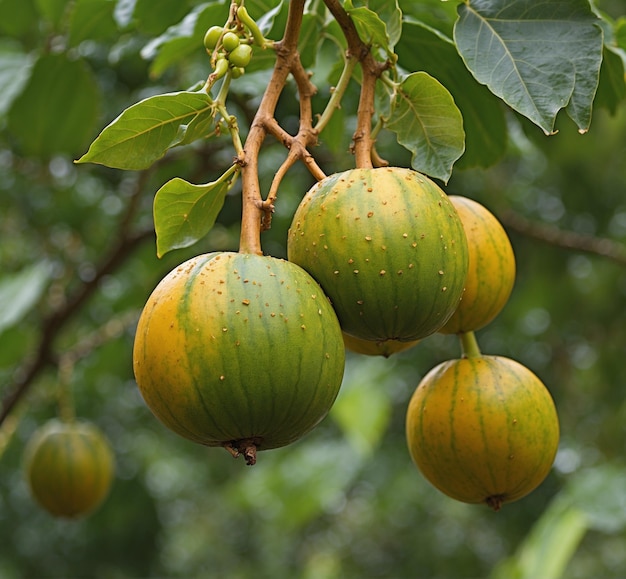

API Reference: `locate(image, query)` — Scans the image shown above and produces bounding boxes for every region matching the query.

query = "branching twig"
[323,0,389,169]
[499,209,626,266]
[238,0,313,252]
[0,168,155,427]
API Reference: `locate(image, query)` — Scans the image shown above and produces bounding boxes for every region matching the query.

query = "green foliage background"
[1,0,626,577]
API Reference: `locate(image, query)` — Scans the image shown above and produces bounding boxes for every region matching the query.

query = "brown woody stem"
[323,0,388,169]
[238,0,308,254]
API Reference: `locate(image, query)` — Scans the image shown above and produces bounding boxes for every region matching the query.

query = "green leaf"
[251,0,286,38]
[142,1,230,79]
[0,261,52,335]
[350,0,402,48]
[491,498,588,579]
[386,71,465,183]
[68,0,118,46]
[399,0,458,37]
[616,17,626,52]
[298,13,322,69]
[344,0,392,57]
[132,0,192,36]
[454,0,604,135]
[0,0,38,37]
[595,46,626,115]
[7,53,101,158]
[154,171,237,258]
[565,462,626,533]
[0,47,33,116]
[76,91,214,170]
[395,20,507,169]
[35,0,69,28]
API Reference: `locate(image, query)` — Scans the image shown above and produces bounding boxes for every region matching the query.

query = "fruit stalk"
[459,331,481,359]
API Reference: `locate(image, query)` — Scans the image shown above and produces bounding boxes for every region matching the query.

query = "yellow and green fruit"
[133,252,346,465]
[24,419,115,518]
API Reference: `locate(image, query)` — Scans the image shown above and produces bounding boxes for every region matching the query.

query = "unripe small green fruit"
[222,31,240,52]
[203,26,223,51]
[228,44,252,68]
[230,65,245,79]
[212,57,229,80]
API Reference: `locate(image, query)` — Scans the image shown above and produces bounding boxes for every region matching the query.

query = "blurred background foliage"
[1,0,626,577]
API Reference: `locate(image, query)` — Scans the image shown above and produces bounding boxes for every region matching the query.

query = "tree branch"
[1,166,156,427]
[323,0,388,168]
[238,0,309,254]
[499,209,626,266]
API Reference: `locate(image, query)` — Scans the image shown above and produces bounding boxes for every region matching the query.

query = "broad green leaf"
[299,13,322,69]
[35,0,69,27]
[617,17,626,52]
[0,261,52,334]
[142,1,229,79]
[564,462,626,533]
[595,46,626,115]
[250,0,285,38]
[344,0,392,57]
[7,53,100,158]
[0,48,33,116]
[350,0,402,47]
[491,498,588,579]
[68,0,118,46]
[454,0,604,135]
[386,72,465,183]
[154,172,237,258]
[132,0,191,36]
[0,0,38,37]
[76,91,214,170]
[398,0,458,37]
[492,462,626,579]
[396,20,507,169]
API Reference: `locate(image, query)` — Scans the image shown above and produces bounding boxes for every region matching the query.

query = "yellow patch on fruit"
[439,196,516,334]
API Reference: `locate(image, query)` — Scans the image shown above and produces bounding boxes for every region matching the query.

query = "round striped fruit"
[439,196,516,334]
[23,419,114,518]
[405,355,559,510]
[342,332,419,358]
[287,167,469,342]
[133,252,345,465]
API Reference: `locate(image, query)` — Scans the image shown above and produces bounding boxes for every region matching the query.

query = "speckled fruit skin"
[439,196,516,334]
[405,356,559,510]
[287,167,469,342]
[342,331,419,358]
[24,420,115,518]
[132,252,345,462]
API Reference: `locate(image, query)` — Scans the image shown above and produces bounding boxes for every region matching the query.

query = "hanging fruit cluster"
[61,1,561,515]
[132,4,559,509]
[403,197,560,511]
[203,5,263,84]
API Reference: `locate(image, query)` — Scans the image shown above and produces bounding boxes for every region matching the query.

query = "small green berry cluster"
[204,6,264,80]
